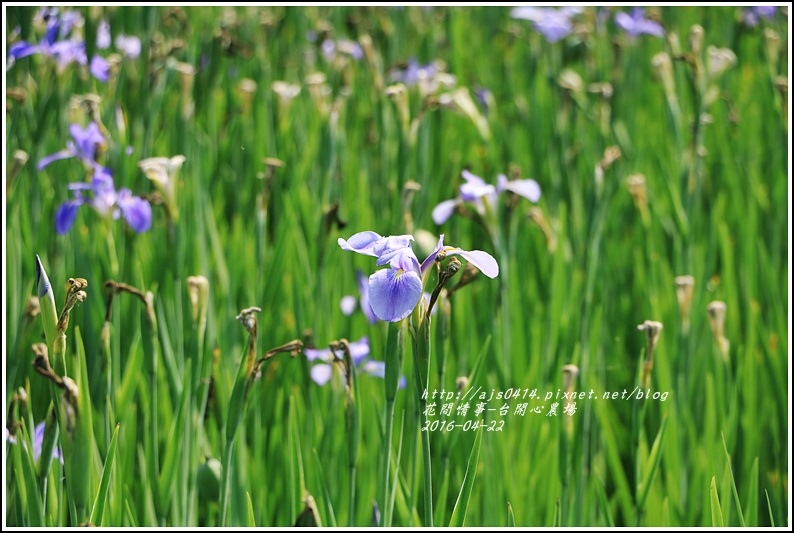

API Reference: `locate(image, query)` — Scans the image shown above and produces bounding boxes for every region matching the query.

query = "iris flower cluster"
[338,231,498,323]
[8,8,141,83]
[304,336,406,388]
[39,122,151,235]
[432,170,541,226]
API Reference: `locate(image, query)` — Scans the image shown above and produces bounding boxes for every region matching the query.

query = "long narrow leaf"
[448,426,483,527]
[710,476,724,527]
[90,423,121,526]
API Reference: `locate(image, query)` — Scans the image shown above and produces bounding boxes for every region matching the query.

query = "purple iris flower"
[432,170,541,225]
[305,337,407,388]
[7,10,102,78]
[510,6,583,43]
[55,167,152,234]
[36,122,105,171]
[742,6,777,27]
[37,122,106,172]
[338,231,498,322]
[615,8,665,38]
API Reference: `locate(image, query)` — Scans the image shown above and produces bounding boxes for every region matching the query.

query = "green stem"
[219,438,235,526]
[412,318,433,527]
[381,322,401,527]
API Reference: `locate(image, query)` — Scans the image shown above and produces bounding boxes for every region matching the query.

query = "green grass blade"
[764,490,775,527]
[710,476,724,527]
[12,431,45,526]
[246,492,256,527]
[744,457,759,526]
[636,413,668,513]
[448,426,483,527]
[507,501,515,527]
[720,433,745,527]
[157,358,191,516]
[89,422,120,526]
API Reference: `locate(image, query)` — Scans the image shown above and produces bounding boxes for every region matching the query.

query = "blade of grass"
[246,492,256,527]
[720,432,745,527]
[448,426,483,527]
[764,490,775,527]
[710,476,724,527]
[89,422,120,527]
[507,501,515,527]
[744,457,758,526]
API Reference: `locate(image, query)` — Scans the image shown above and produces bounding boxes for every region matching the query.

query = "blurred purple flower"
[432,170,541,225]
[615,8,665,38]
[510,6,583,43]
[338,231,498,322]
[742,6,777,27]
[38,122,106,171]
[97,18,111,49]
[33,422,63,464]
[340,269,379,324]
[5,422,62,464]
[321,38,363,61]
[90,55,110,82]
[389,58,439,86]
[55,167,152,234]
[305,336,406,388]
[115,34,142,59]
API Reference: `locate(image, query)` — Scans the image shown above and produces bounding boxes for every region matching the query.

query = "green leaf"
[448,426,483,527]
[721,433,745,527]
[765,490,775,527]
[90,422,121,526]
[636,414,668,513]
[710,476,724,527]
[744,457,759,526]
[157,358,191,513]
[12,428,45,526]
[246,492,256,527]
[507,502,515,527]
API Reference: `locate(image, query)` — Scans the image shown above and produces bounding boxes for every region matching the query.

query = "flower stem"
[412,317,433,526]
[381,322,401,526]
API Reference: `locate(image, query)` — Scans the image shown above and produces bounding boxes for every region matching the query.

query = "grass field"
[3,5,790,527]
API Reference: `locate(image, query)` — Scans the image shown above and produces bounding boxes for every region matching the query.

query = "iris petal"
[55,199,83,234]
[368,268,422,322]
[310,364,334,386]
[500,178,541,203]
[340,295,357,315]
[37,149,74,171]
[432,199,457,225]
[122,198,152,232]
[338,231,384,256]
[357,270,379,324]
[447,248,499,279]
[348,337,370,365]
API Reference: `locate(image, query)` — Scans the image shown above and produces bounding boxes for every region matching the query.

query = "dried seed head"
[707,301,730,360]
[689,24,704,56]
[235,306,261,334]
[186,275,209,324]
[674,275,695,332]
[24,296,40,319]
[456,376,469,392]
[638,320,663,386]
[562,364,579,394]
